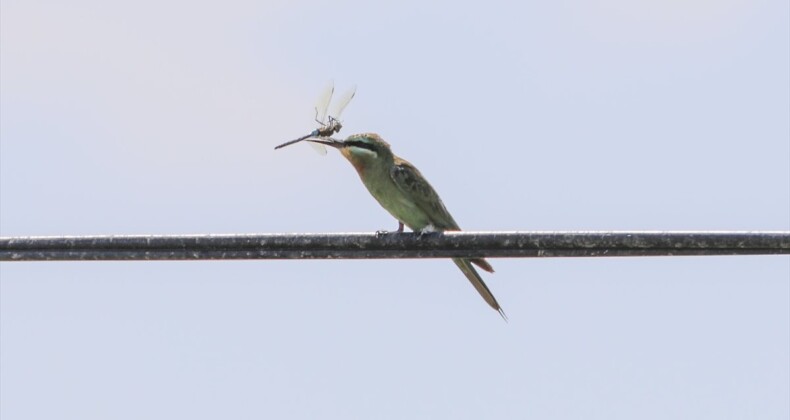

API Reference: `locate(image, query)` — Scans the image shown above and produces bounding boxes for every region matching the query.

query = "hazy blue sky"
[1,0,788,418]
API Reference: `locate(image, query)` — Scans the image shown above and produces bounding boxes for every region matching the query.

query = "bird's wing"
[389,157,460,230]
[390,157,495,273]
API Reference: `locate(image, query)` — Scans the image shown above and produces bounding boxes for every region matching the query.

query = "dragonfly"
[275,82,356,155]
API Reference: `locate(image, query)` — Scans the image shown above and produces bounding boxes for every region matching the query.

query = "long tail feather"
[452,258,506,321]
[470,258,494,273]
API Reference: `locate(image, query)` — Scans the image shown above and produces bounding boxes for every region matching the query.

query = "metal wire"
[1,231,787,261]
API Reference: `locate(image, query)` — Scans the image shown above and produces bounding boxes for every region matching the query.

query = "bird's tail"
[470,258,494,273]
[452,258,507,321]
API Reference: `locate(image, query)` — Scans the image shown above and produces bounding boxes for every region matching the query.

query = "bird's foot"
[375,222,405,237]
[417,224,441,239]
[417,231,441,239]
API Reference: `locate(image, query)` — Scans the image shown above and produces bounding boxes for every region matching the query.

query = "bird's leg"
[375,221,405,237]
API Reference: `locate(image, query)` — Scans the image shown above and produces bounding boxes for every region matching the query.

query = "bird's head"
[308,133,394,172]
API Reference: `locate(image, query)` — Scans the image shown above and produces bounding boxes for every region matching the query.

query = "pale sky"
[1,0,788,418]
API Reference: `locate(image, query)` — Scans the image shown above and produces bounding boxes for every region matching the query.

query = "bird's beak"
[306,137,345,149]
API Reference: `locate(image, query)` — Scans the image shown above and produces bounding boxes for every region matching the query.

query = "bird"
[307,133,506,319]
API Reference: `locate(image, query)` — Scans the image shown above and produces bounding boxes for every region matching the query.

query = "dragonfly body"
[277,117,343,150]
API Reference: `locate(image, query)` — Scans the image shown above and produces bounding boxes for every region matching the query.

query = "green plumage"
[313,133,505,318]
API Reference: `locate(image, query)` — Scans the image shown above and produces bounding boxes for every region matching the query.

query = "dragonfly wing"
[330,85,356,120]
[308,139,328,155]
[314,81,334,124]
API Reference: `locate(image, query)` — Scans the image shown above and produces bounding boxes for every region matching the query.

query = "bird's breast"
[361,175,432,230]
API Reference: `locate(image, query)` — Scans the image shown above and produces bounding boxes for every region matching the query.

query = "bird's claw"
[417,230,440,239]
[376,222,405,237]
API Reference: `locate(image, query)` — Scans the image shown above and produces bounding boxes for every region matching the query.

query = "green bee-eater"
[308,133,506,319]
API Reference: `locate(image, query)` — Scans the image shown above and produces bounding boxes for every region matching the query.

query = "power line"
[1,231,787,261]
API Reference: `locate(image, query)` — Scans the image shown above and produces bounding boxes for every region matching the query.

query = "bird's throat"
[341,148,371,176]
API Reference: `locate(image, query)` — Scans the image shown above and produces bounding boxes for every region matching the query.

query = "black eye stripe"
[346,140,377,151]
